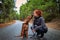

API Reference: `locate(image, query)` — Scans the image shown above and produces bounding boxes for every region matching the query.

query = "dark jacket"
[32,16,48,32]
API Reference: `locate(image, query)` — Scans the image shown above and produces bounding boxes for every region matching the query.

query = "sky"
[15,0,27,13]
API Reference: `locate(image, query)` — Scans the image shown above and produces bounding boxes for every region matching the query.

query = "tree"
[0,0,16,23]
[20,0,59,21]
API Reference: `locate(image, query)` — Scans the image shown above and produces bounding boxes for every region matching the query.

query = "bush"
[43,12,57,22]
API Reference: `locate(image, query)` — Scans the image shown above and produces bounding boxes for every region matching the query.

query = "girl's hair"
[34,9,42,16]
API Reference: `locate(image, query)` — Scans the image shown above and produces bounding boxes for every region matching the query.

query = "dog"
[20,16,33,39]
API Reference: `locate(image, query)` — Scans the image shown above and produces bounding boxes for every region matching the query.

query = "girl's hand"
[32,29,35,32]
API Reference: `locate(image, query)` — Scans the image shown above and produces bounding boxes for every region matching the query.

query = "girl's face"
[33,11,38,17]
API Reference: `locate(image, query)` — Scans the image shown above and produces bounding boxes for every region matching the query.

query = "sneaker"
[20,36,23,39]
[38,34,41,37]
[40,38,43,40]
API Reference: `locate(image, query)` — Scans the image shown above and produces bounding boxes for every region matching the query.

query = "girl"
[31,9,48,39]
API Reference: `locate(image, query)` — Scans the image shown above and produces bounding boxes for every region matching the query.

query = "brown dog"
[20,16,33,39]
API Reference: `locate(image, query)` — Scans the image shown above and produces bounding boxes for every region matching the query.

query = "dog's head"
[24,16,33,24]
[27,16,32,19]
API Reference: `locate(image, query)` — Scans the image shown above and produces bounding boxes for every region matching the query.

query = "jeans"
[31,26,44,38]
[36,29,44,38]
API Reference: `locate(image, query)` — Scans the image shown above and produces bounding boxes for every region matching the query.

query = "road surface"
[0,20,60,40]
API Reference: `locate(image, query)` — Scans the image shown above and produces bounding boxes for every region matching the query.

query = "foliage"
[0,0,16,23]
[20,0,59,22]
